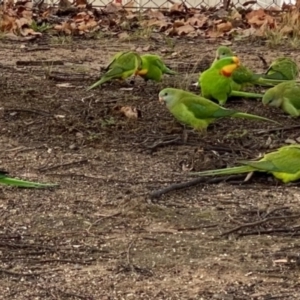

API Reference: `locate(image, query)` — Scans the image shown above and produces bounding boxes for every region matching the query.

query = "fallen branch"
[4,108,52,117]
[16,60,64,66]
[221,214,300,236]
[149,174,246,200]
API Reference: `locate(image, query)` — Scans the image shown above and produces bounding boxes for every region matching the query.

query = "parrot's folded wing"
[182,97,236,119]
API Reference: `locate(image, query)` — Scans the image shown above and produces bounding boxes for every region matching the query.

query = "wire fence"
[44,0,295,11]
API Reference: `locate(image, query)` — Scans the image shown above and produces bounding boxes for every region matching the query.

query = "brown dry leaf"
[54,21,73,35]
[173,19,185,28]
[15,17,31,28]
[147,9,165,20]
[118,31,129,39]
[58,0,72,9]
[105,2,122,13]
[187,16,207,28]
[75,0,87,7]
[170,2,185,12]
[175,24,195,36]
[0,14,16,32]
[73,12,87,23]
[147,19,170,31]
[6,0,15,8]
[206,29,224,38]
[20,28,42,36]
[246,9,275,28]
[231,10,242,20]
[216,21,232,32]
[280,25,294,35]
[123,0,135,12]
[119,106,140,119]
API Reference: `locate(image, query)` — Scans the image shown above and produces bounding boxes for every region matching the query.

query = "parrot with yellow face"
[87,51,142,90]
[200,56,264,105]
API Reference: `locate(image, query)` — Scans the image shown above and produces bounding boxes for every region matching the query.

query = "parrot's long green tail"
[0,177,58,188]
[190,165,253,177]
[250,74,292,87]
[230,90,264,98]
[232,112,280,124]
[164,66,177,75]
[86,76,110,91]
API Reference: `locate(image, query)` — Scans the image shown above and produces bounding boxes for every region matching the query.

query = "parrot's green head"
[215,46,235,60]
[262,88,282,108]
[159,88,179,108]
[212,56,240,77]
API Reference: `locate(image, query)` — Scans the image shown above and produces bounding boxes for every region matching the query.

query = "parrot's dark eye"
[164,93,168,96]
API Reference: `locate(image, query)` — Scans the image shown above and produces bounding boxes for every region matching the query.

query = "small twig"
[48,287,93,300]
[145,137,182,150]
[176,224,218,231]
[24,47,51,52]
[29,258,96,265]
[0,268,62,277]
[4,108,52,117]
[16,60,64,66]
[257,55,268,69]
[263,206,290,219]
[86,212,122,233]
[38,159,88,172]
[221,214,300,236]
[256,124,300,134]
[149,175,245,199]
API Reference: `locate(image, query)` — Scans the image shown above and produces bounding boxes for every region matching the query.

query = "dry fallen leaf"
[116,106,141,119]
[175,24,195,35]
[217,21,232,32]
[170,2,185,12]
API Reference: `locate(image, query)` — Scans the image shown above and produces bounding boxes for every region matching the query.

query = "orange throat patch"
[220,64,237,77]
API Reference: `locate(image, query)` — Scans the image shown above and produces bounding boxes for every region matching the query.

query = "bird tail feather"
[0,177,58,188]
[190,166,253,177]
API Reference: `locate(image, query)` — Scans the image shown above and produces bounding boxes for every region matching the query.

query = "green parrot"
[158,88,278,132]
[199,56,264,106]
[190,144,300,184]
[135,54,177,82]
[263,57,299,80]
[262,81,300,117]
[86,51,142,91]
[0,170,58,188]
[214,46,298,88]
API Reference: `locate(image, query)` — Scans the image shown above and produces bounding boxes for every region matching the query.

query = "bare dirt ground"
[1,35,300,299]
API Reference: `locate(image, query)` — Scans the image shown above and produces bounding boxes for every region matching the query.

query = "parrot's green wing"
[87,51,142,90]
[180,93,276,124]
[180,95,237,119]
[153,58,177,75]
[0,170,58,188]
[263,81,300,117]
[264,57,299,80]
[239,144,300,174]
[137,54,177,82]
[190,145,300,183]
[104,51,126,70]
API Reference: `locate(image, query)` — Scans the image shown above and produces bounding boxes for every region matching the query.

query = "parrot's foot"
[244,171,254,182]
